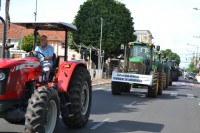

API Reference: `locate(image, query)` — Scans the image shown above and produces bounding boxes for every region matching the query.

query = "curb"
[92,82,111,86]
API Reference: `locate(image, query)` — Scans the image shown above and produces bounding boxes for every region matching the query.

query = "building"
[0,23,80,60]
[134,30,154,43]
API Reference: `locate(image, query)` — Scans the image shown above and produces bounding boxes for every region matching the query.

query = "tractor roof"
[128,42,155,47]
[12,22,77,32]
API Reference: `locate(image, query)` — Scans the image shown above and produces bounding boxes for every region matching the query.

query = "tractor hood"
[130,57,143,63]
[0,58,39,68]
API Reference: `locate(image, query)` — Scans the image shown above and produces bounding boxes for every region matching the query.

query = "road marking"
[187,94,195,98]
[129,101,136,105]
[94,87,104,90]
[170,93,177,97]
[90,118,110,130]
[199,102,200,106]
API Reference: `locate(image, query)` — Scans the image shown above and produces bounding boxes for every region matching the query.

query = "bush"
[18,34,40,52]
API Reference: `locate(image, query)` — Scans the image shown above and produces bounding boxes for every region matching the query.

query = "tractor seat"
[49,53,57,82]
[52,53,57,69]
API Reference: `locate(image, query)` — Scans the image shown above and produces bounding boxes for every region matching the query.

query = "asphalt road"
[0,77,200,133]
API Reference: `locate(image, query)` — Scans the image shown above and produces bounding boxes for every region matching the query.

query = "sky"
[0,0,200,68]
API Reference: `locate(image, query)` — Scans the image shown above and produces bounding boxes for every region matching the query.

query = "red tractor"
[0,17,92,133]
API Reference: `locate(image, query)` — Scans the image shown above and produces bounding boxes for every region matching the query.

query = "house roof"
[13,22,77,31]
[134,30,154,39]
[0,23,67,41]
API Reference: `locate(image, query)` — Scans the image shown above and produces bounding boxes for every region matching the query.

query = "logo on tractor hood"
[0,72,5,80]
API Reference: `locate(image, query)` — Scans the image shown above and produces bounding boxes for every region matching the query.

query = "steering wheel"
[34,51,45,58]
[29,51,46,61]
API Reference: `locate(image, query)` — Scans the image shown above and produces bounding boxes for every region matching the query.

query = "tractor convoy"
[0,17,92,133]
[111,42,178,97]
[0,17,180,132]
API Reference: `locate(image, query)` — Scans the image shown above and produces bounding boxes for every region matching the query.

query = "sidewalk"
[192,83,200,88]
[92,78,111,86]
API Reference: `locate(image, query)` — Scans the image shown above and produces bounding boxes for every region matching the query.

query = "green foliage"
[18,34,40,52]
[187,62,199,73]
[72,0,136,62]
[161,49,181,65]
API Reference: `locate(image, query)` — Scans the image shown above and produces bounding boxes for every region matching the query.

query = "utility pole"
[98,18,103,78]
[89,47,92,75]
[187,43,199,68]
[34,0,37,22]
[193,36,200,68]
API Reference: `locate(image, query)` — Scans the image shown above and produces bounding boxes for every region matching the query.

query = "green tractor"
[163,58,172,87]
[111,42,161,98]
[168,60,179,82]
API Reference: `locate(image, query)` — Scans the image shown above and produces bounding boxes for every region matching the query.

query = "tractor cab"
[12,22,78,82]
[127,42,159,74]
[13,22,77,60]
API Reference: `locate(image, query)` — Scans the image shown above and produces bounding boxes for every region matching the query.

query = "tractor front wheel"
[24,87,60,133]
[61,67,92,128]
[111,81,122,95]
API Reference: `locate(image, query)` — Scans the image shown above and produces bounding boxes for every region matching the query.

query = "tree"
[187,61,198,73]
[72,0,136,63]
[18,34,40,52]
[161,49,181,65]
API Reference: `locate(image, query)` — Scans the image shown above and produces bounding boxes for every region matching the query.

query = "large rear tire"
[148,73,158,98]
[24,87,60,133]
[111,81,122,95]
[61,67,92,128]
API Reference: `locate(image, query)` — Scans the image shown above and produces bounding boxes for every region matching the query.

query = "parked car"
[186,72,196,80]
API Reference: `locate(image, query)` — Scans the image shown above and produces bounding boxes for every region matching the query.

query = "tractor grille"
[0,68,10,95]
[129,62,145,74]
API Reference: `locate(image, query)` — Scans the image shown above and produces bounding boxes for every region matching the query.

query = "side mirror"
[156,45,160,51]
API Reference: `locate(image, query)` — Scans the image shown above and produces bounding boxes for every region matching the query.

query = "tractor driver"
[35,35,54,80]
[139,49,147,60]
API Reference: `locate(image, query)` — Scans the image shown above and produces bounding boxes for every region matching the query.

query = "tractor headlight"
[0,72,5,81]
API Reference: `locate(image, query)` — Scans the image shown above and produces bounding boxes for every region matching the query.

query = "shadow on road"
[91,89,149,115]
[55,119,164,133]
[104,120,164,133]
[91,88,178,116]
